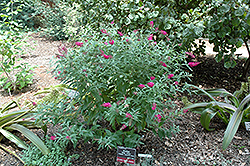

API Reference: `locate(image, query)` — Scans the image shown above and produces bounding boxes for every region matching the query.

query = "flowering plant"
[48,24,191,148]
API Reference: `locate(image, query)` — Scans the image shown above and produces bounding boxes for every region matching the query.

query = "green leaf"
[7,124,49,155]
[200,108,217,131]
[218,31,226,38]
[219,4,230,14]
[236,38,243,48]
[157,128,165,139]
[199,88,236,99]
[232,18,240,26]
[215,53,223,62]
[235,7,244,16]
[0,128,28,149]
[246,13,250,25]
[3,82,12,89]
[224,61,232,68]
[222,94,250,150]
[184,102,211,110]
[19,81,25,89]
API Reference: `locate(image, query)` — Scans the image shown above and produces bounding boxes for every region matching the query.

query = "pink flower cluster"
[147,82,154,87]
[150,21,154,27]
[159,61,167,67]
[155,114,162,122]
[168,74,174,79]
[99,48,112,59]
[117,31,123,36]
[152,103,157,110]
[120,124,127,130]
[75,42,83,47]
[50,136,56,140]
[160,30,167,35]
[126,112,133,119]
[101,29,107,34]
[101,102,112,108]
[149,21,167,36]
[57,45,68,58]
[109,40,114,45]
[148,34,153,40]
[188,62,200,67]
[138,84,145,89]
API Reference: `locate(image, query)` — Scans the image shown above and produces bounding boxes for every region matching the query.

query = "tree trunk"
[240,40,250,81]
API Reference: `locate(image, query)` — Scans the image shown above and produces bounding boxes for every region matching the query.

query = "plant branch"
[241,40,250,80]
[0,63,15,94]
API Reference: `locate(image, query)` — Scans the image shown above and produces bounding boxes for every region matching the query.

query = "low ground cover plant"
[22,135,72,166]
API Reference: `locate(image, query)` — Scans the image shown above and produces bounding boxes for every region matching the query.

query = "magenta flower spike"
[138,84,145,89]
[120,124,127,130]
[185,52,195,58]
[75,42,83,47]
[126,113,133,119]
[150,76,155,80]
[160,30,167,35]
[183,109,189,113]
[148,34,153,40]
[150,21,154,27]
[101,29,107,34]
[117,31,123,36]
[168,74,174,79]
[159,61,167,67]
[152,103,157,110]
[155,114,162,122]
[109,40,114,45]
[147,82,154,87]
[103,54,112,59]
[50,136,56,140]
[188,62,200,67]
[101,102,112,108]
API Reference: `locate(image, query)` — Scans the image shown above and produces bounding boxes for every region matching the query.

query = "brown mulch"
[0,34,249,166]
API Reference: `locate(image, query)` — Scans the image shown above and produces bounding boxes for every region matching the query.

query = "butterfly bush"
[51,24,192,148]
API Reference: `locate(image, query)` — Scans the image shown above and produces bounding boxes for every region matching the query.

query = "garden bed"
[0,33,249,166]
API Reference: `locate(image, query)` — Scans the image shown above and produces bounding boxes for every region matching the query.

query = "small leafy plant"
[21,135,72,166]
[183,82,250,150]
[0,1,36,94]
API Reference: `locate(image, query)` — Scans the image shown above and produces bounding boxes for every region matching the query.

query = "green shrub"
[203,0,250,79]
[36,23,192,149]
[0,1,37,94]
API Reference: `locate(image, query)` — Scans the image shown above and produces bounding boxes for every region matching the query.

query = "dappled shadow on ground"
[188,56,245,93]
